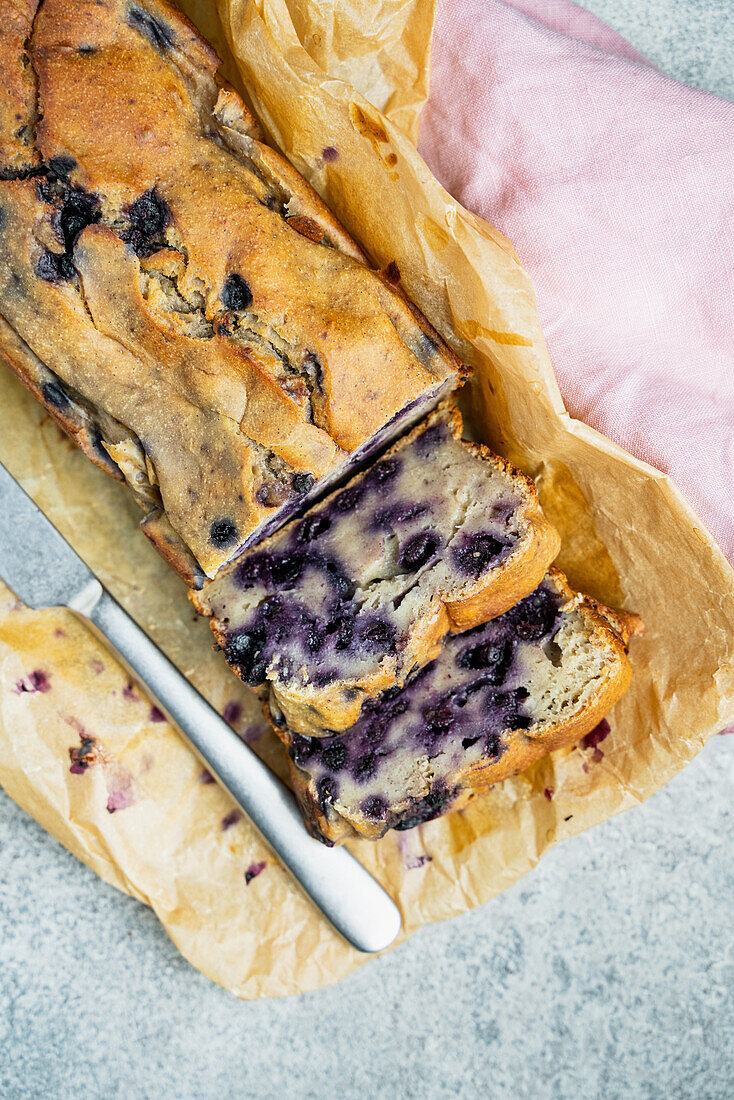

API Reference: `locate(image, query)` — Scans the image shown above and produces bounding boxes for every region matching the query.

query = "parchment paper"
[1,0,732,1000]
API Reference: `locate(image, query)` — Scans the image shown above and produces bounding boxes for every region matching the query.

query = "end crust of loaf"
[277,570,640,844]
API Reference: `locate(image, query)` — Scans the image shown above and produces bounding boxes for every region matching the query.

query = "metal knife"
[0,462,401,953]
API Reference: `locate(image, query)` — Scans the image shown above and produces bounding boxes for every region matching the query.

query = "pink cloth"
[419,0,734,564]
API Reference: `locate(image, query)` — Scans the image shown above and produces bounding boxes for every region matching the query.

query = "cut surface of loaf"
[193,403,560,734]
[275,571,640,843]
[0,0,463,583]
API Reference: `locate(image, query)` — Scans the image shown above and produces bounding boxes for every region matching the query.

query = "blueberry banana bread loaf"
[274,571,642,843]
[0,0,463,584]
[193,403,560,734]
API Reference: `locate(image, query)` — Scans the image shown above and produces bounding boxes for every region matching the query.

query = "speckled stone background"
[1,3,732,1098]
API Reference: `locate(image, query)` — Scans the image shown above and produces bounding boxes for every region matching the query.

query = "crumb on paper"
[69,734,98,774]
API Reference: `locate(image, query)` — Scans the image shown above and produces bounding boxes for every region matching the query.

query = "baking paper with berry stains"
[0,0,733,1000]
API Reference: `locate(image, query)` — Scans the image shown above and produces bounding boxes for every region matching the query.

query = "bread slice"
[193,403,560,734]
[0,0,463,582]
[272,570,642,843]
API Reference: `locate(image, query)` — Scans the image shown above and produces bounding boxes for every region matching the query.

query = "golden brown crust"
[0,0,41,174]
[0,0,461,578]
[284,569,637,843]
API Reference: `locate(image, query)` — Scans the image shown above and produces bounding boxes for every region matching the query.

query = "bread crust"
[283,569,638,843]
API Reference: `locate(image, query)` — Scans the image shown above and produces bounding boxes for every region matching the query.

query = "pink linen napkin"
[419,0,734,565]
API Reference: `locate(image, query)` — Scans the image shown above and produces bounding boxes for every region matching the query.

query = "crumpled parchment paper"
[1,0,732,1000]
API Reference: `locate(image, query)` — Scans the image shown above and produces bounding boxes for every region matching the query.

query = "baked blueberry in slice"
[276,571,639,843]
[193,402,559,735]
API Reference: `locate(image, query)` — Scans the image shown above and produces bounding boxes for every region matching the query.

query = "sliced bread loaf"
[274,570,642,843]
[193,403,560,734]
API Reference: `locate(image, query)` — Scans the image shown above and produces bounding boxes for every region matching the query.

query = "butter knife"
[0,462,401,953]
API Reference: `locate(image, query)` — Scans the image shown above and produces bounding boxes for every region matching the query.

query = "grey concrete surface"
[1,3,732,1099]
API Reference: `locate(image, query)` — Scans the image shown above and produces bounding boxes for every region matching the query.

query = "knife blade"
[0,462,401,953]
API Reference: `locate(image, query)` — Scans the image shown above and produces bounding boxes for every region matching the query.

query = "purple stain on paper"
[245,860,266,885]
[221,808,242,831]
[240,725,264,745]
[90,657,105,675]
[198,768,216,785]
[398,834,432,870]
[579,719,610,751]
[148,705,165,723]
[105,764,136,813]
[222,700,242,726]
[14,669,51,695]
[544,787,554,801]
[122,681,137,702]
[54,628,67,638]
[322,145,339,162]
[579,719,611,764]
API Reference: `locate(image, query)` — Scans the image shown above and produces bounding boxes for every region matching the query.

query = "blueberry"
[366,457,401,485]
[256,483,278,507]
[224,628,266,684]
[321,742,347,771]
[221,273,253,311]
[451,531,505,576]
[36,249,76,282]
[358,617,396,654]
[353,753,377,783]
[289,734,320,767]
[47,156,76,181]
[128,5,175,51]
[413,421,444,456]
[209,518,238,548]
[292,472,315,495]
[333,485,363,513]
[235,553,271,589]
[0,165,46,182]
[56,188,100,252]
[423,703,454,732]
[333,616,354,651]
[270,553,304,586]
[461,736,480,749]
[485,732,503,757]
[122,189,171,256]
[394,787,451,831]
[399,530,441,572]
[510,714,532,730]
[509,587,558,640]
[457,637,513,685]
[317,775,338,811]
[41,379,71,409]
[361,795,387,820]
[322,559,354,600]
[296,514,331,543]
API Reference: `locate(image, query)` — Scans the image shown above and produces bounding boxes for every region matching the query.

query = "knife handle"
[74,585,401,953]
